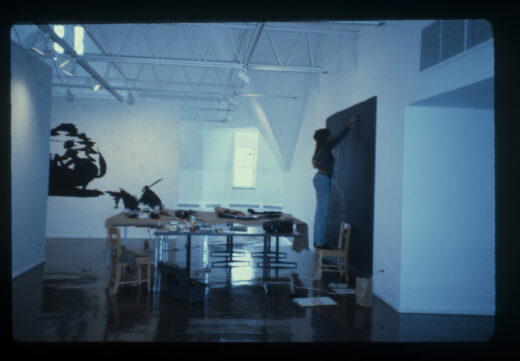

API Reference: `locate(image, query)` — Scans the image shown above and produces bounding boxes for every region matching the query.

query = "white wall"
[11,41,52,278]
[401,106,495,315]
[178,120,286,210]
[285,20,494,314]
[46,97,180,238]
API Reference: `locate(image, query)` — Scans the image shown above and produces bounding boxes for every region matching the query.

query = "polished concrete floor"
[12,235,495,345]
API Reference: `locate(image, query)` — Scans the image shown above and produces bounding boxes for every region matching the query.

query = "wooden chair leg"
[147,263,151,292]
[318,252,323,280]
[345,261,349,285]
[106,260,114,289]
[113,264,122,296]
[312,249,317,276]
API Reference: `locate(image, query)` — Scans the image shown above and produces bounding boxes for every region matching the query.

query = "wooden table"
[105,210,309,293]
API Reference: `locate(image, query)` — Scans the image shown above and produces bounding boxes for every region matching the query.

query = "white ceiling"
[11,21,384,170]
[11,22,374,108]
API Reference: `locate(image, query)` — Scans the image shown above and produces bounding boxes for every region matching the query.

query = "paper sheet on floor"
[292,296,338,307]
[329,283,356,294]
[330,288,356,294]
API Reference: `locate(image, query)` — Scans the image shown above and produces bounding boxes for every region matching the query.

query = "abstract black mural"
[49,123,106,197]
[106,178,164,211]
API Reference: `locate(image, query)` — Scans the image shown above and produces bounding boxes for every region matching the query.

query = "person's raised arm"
[328,116,359,148]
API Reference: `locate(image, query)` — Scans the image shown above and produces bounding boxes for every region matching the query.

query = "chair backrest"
[337,222,352,252]
[107,226,123,259]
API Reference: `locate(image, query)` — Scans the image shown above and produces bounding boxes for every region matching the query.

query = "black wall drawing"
[106,178,164,211]
[106,189,140,210]
[49,123,106,197]
[325,96,377,280]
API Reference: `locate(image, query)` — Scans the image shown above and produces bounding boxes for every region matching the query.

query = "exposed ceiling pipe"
[37,24,124,102]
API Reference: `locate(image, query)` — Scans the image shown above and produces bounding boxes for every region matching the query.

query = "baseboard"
[12,258,46,280]
[399,305,495,316]
[372,289,401,313]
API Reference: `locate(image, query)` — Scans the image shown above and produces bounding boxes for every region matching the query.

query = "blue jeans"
[313,172,331,247]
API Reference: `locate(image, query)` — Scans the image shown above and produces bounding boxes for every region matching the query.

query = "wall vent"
[420,19,493,71]
[440,20,465,61]
[420,21,441,71]
[467,19,493,49]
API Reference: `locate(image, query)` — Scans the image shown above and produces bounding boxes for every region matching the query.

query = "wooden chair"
[313,222,352,283]
[106,226,152,296]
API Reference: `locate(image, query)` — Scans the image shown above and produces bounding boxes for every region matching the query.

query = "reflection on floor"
[12,235,495,343]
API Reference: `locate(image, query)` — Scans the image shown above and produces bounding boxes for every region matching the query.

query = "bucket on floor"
[355,276,373,308]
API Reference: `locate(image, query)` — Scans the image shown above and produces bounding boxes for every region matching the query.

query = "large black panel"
[325,96,377,280]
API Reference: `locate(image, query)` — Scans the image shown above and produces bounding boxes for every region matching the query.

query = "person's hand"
[346,116,359,128]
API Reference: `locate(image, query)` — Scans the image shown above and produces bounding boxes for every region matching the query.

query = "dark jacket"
[312,126,351,177]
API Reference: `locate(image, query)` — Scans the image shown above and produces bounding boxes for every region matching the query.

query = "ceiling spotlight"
[61,60,76,77]
[31,47,45,56]
[93,84,101,92]
[65,89,74,102]
[237,69,250,84]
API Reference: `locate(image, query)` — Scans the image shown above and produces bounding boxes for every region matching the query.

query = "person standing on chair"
[312,115,359,249]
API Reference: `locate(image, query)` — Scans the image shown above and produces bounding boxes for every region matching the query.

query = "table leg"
[186,234,191,281]
[123,226,128,247]
[211,234,248,267]
[106,234,110,268]
[228,235,233,262]
[263,235,268,293]
[153,234,160,292]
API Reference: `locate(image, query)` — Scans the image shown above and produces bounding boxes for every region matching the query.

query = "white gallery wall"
[46,97,180,238]
[401,106,495,315]
[284,20,494,314]
[11,41,52,278]
[178,119,286,210]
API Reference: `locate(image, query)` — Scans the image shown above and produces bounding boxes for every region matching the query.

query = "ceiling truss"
[13,22,367,121]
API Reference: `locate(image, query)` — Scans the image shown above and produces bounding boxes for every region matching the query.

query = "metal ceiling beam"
[52,82,299,99]
[79,54,325,73]
[185,22,361,35]
[37,24,124,102]
[243,23,264,67]
[82,25,135,95]
[53,75,235,91]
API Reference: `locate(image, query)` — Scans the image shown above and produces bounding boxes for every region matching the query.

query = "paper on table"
[292,296,338,307]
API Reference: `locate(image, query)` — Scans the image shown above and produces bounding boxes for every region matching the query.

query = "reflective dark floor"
[12,235,495,344]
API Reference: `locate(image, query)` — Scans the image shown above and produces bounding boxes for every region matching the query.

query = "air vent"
[420,21,441,71]
[420,19,493,71]
[440,20,465,61]
[467,19,493,49]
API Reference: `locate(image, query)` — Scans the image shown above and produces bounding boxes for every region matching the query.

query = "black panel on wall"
[325,96,377,280]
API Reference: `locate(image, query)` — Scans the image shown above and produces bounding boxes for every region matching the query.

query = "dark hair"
[313,128,330,155]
